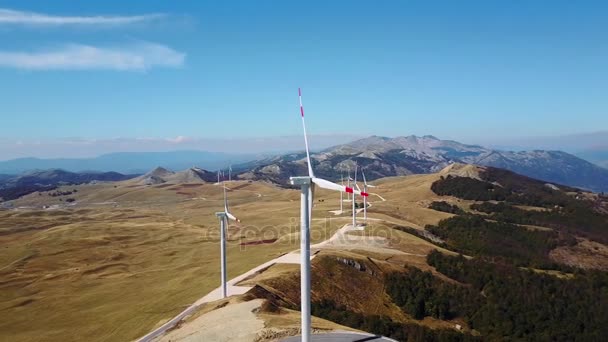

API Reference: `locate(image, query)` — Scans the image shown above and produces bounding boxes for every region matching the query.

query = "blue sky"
[0,1,607,158]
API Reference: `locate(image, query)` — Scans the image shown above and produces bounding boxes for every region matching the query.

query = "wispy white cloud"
[0,42,185,71]
[166,136,191,144]
[0,8,164,26]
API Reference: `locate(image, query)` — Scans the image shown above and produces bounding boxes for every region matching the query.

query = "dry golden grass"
[366,173,473,228]
[237,264,300,287]
[0,169,487,341]
[246,249,467,333]
[549,238,608,271]
[0,180,352,342]
[520,268,575,279]
[258,307,360,332]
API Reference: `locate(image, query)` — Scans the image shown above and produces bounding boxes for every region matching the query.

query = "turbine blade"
[226,211,240,222]
[299,88,315,178]
[312,177,368,196]
[361,168,376,187]
[223,185,228,212]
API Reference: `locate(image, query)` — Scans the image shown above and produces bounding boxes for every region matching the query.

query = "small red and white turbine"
[352,163,360,228]
[361,168,375,223]
[339,173,344,212]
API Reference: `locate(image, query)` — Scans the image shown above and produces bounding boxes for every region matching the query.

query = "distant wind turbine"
[361,168,375,223]
[215,182,240,298]
[339,174,344,213]
[346,166,352,201]
[352,164,359,228]
[290,88,368,342]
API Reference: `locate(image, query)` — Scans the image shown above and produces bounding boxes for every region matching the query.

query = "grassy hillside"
[0,180,351,342]
[2,164,607,341]
[235,165,608,341]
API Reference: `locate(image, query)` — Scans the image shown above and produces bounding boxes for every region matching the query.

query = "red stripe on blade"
[345,187,354,193]
[362,192,369,197]
[300,107,304,117]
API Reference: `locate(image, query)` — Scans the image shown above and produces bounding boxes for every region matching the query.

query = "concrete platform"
[280,331,397,342]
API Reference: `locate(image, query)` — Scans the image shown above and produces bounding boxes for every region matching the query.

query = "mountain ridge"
[240,135,608,192]
[134,166,216,185]
[0,151,258,174]
[0,169,138,201]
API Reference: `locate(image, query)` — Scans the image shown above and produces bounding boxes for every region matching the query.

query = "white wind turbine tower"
[291,88,368,342]
[346,166,352,201]
[352,164,361,229]
[214,183,240,298]
[339,173,344,213]
[361,168,376,223]
[228,164,232,182]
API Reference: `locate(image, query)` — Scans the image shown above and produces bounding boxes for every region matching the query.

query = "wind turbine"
[291,88,368,342]
[352,164,359,228]
[228,164,232,182]
[346,166,352,201]
[214,183,240,298]
[361,168,375,223]
[339,174,344,213]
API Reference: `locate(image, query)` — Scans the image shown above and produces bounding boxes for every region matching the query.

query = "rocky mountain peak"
[241,135,608,192]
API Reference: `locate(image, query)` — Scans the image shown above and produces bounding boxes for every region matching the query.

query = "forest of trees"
[425,215,567,267]
[432,169,581,208]
[471,201,607,244]
[431,173,608,244]
[314,251,607,341]
[431,175,506,201]
[0,184,57,201]
[312,299,479,342]
[386,268,480,320]
[429,201,465,215]
[424,251,608,341]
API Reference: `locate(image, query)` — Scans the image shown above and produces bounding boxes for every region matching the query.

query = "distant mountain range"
[2,135,607,195]
[0,151,258,175]
[575,150,608,169]
[239,135,608,193]
[135,166,217,185]
[0,169,137,201]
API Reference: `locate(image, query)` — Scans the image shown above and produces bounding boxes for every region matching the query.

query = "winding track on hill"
[136,223,363,342]
[137,191,399,342]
